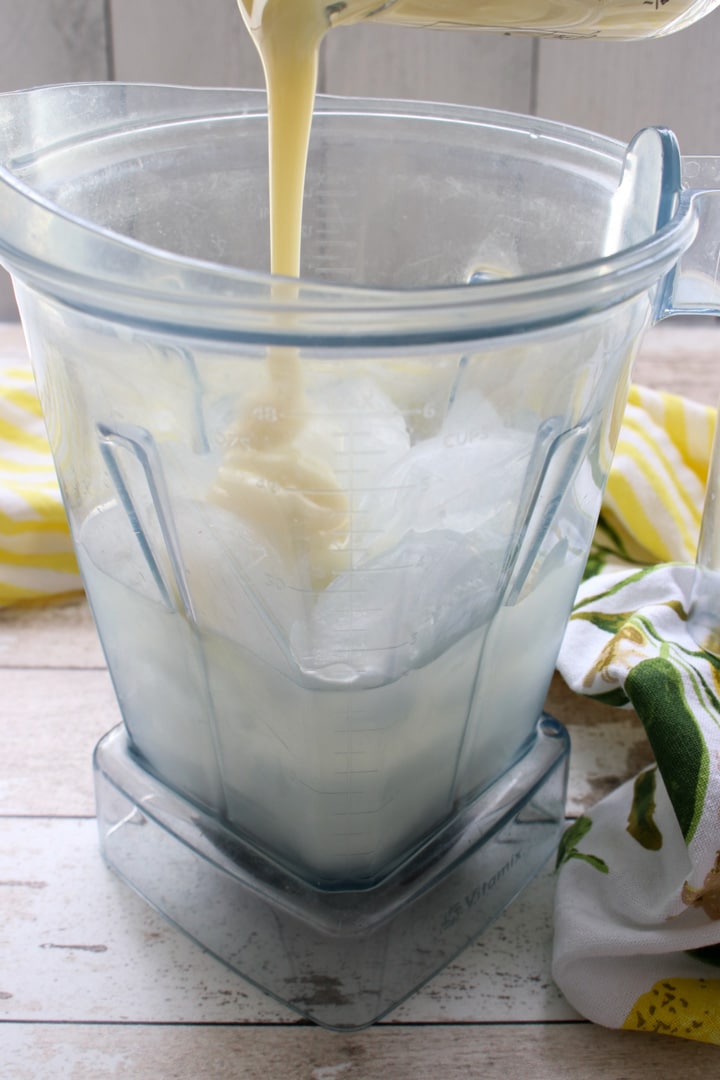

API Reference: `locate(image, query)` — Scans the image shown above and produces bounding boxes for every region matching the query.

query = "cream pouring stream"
[213,0,718,590]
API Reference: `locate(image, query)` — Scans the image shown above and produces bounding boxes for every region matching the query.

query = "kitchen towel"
[0,348,82,605]
[553,385,720,1044]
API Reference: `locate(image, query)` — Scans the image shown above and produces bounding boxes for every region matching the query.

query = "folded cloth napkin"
[0,350,82,605]
[553,385,720,1044]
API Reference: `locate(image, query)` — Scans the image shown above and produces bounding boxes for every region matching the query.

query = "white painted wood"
[0,600,102,670]
[320,24,535,111]
[110,0,263,88]
[546,674,650,816]
[536,12,720,152]
[0,818,575,1025]
[4,1022,720,1080]
[0,670,117,816]
[0,0,110,320]
[0,818,289,1025]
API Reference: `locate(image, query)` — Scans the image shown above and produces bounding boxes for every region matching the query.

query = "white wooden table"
[2,322,720,1078]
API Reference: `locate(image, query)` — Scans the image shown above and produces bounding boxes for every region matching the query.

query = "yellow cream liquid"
[210,1,366,586]
[214,0,714,587]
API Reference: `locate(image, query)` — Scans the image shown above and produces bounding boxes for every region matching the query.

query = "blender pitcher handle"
[658,157,720,318]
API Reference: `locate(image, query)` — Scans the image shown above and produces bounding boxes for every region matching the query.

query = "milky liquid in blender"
[76,0,605,883]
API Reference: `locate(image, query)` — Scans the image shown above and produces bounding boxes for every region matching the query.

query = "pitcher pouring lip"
[0,83,713,344]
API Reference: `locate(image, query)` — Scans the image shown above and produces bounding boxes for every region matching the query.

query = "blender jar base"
[93,715,570,1030]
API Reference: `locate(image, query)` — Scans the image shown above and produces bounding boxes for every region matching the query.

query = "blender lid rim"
[0,83,700,339]
[2,214,695,346]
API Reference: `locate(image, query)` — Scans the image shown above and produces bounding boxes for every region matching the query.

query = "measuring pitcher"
[1,84,720,1027]
[283,0,720,39]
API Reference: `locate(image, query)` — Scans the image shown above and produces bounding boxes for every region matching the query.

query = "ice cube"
[286,394,537,687]
[289,528,506,688]
[356,393,536,556]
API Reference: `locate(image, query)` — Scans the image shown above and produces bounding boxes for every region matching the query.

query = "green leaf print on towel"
[572,609,637,635]
[626,766,663,851]
[625,658,710,845]
[556,815,609,875]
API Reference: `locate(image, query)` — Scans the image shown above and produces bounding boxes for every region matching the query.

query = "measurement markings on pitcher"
[327,700,388,848]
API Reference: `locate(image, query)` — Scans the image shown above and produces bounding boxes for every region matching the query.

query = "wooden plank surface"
[0,599,102,670]
[0,818,574,1026]
[1,669,115,816]
[3,1023,720,1080]
[2,1019,717,1080]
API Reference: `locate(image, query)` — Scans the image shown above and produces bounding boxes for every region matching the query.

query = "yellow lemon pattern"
[623,979,720,1043]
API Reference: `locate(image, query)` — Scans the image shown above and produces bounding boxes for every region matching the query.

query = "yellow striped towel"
[0,352,82,606]
[593,384,715,571]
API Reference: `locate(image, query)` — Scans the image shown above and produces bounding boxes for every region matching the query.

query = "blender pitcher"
[1,84,720,1029]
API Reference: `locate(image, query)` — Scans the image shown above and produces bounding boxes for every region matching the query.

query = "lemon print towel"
[553,386,720,1045]
[0,342,81,605]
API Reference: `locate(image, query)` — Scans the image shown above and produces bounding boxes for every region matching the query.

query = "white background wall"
[2,0,720,317]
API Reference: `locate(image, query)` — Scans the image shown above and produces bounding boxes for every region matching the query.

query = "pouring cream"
[209,1,363,587]
[212,0,718,590]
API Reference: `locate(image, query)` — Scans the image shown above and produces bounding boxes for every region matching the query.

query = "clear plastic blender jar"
[1,84,720,1026]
